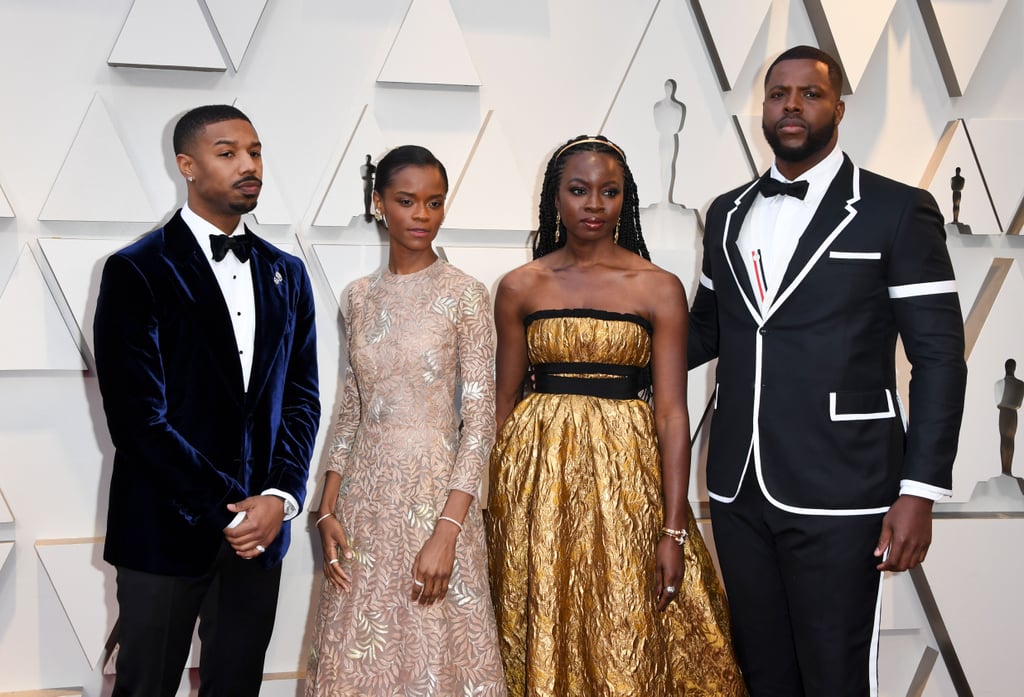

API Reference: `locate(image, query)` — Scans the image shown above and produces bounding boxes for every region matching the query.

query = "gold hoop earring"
[554,212,561,244]
[614,220,620,244]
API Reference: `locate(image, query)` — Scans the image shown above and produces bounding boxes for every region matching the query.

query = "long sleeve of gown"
[447,280,496,498]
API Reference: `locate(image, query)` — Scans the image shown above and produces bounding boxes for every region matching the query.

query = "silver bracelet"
[436,515,464,533]
[315,512,334,528]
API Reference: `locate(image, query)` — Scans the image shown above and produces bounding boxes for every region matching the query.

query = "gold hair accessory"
[554,212,561,244]
[556,137,626,161]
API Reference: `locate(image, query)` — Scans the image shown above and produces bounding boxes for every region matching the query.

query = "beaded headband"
[556,137,626,161]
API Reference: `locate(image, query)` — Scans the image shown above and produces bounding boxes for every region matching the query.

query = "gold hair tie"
[556,137,625,161]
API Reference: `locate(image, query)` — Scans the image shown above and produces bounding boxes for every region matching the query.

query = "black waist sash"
[532,362,648,400]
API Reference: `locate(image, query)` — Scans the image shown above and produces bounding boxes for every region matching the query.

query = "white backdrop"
[0,1,1022,695]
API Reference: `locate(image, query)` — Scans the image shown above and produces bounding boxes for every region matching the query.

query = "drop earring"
[374,209,382,223]
[614,220,620,244]
[554,212,561,244]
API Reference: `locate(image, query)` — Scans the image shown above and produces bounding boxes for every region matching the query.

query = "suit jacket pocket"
[829,388,895,421]
[827,250,882,264]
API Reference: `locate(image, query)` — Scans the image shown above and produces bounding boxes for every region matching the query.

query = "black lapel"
[773,155,857,300]
[163,211,245,400]
[723,178,764,315]
[246,234,288,403]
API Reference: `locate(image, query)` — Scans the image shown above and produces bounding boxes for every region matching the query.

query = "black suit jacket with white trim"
[688,154,967,515]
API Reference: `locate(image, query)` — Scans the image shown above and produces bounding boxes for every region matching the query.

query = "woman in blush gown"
[306,145,506,697]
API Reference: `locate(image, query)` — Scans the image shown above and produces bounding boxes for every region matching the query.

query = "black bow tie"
[209,233,253,263]
[759,177,809,200]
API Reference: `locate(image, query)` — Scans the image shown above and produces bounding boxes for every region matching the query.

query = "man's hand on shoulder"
[223,495,286,558]
[874,494,933,572]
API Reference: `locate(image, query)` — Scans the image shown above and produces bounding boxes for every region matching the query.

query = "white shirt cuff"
[899,480,952,502]
[261,488,300,520]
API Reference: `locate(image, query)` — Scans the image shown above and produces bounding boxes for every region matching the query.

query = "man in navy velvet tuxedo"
[94,105,320,697]
[688,47,966,695]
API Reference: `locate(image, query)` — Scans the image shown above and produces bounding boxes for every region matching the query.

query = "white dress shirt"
[182,203,299,521]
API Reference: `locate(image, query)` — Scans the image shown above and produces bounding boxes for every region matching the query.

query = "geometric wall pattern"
[0,246,86,371]
[917,0,1009,97]
[108,0,226,71]
[2,1,1024,694]
[377,0,481,86]
[804,0,898,93]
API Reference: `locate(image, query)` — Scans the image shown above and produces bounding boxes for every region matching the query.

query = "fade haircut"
[173,105,252,155]
[533,135,650,261]
[765,45,844,96]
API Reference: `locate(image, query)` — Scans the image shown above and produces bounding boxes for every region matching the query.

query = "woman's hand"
[654,535,685,612]
[318,515,354,591]
[410,524,459,606]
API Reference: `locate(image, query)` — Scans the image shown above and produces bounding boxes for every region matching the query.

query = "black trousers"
[112,542,282,697]
[710,470,885,697]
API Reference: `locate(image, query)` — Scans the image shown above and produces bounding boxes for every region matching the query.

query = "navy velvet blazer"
[95,211,320,575]
[688,155,967,514]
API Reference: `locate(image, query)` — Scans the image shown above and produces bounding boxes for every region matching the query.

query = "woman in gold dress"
[487,135,745,696]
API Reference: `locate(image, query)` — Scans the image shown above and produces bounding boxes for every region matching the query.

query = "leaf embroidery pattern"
[345,608,388,661]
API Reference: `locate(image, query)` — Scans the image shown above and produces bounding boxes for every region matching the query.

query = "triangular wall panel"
[690,0,771,91]
[39,95,159,223]
[206,0,268,71]
[602,0,751,214]
[0,246,86,371]
[444,112,535,231]
[233,100,291,226]
[917,0,1008,96]
[313,106,389,228]
[108,0,226,71]
[804,0,897,93]
[921,120,1000,235]
[37,238,126,360]
[377,0,481,86]
[312,244,389,310]
[35,539,117,668]
[0,183,13,218]
[0,543,12,575]
[0,487,13,523]
[964,119,1024,235]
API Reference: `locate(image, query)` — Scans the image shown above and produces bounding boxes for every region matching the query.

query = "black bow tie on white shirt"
[759,177,809,200]
[209,232,253,263]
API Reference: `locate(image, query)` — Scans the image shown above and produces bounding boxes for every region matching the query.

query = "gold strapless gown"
[487,310,746,697]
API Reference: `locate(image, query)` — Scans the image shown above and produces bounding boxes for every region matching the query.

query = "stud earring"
[614,220,620,245]
[187,176,194,182]
[374,209,382,223]
[554,212,561,244]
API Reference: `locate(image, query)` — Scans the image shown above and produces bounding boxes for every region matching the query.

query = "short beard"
[229,198,259,214]
[763,118,836,166]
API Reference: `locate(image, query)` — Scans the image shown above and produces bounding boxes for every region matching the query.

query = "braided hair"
[533,134,650,261]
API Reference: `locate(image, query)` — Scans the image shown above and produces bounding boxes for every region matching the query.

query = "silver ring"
[412,579,425,587]
[328,559,339,565]
[665,585,677,594]
[255,544,266,553]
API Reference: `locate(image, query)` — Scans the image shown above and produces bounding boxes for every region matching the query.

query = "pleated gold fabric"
[488,310,746,697]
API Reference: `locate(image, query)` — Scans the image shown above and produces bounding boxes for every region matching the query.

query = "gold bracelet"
[660,527,688,546]
[315,512,334,528]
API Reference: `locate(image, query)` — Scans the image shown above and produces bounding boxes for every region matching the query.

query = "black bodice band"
[532,362,649,400]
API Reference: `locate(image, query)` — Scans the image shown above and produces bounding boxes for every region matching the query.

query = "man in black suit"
[94,105,320,696]
[688,46,967,695]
